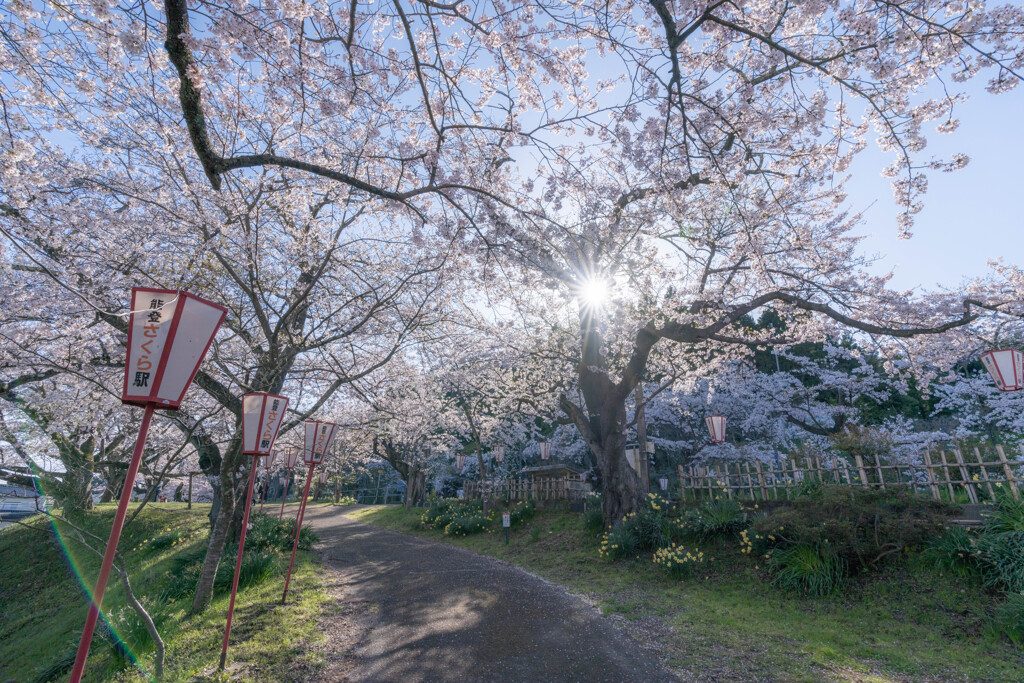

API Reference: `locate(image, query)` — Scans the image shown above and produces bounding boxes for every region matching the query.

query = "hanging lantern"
[122,288,227,409]
[318,470,328,484]
[279,475,288,486]
[242,393,289,455]
[493,446,505,463]
[659,477,668,491]
[646,442,655,454]
[981,349,1024,392]
[303,420,339,465]
[539,442,551,460]
[267,450,279,468]
[284,447,301,469]
[456,454,467,469]
[705,415,726,443]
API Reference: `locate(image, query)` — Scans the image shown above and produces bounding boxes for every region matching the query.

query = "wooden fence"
[464,477,591,505]
[678,443,1024,504]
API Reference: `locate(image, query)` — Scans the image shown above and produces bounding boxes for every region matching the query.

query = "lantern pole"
[69,404,156,683]
[278,466,292,521]
[218,455,260,670]
[259,458,269,513]
[282,460,316,604]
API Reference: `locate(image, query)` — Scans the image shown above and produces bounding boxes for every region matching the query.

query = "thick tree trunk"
[191,481,233,612]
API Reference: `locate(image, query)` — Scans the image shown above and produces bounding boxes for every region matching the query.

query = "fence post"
[921,450,941,501]
[972,446,996,499]
[952,446,979,504]
[938,451,957,501]
[996,445,1021,500]
[854,455,870,488]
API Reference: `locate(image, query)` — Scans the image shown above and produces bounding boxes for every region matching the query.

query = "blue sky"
[846,81,1024,292]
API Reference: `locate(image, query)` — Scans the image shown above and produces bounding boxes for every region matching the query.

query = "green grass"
[0,503,327,682]
[353,505,1024,682]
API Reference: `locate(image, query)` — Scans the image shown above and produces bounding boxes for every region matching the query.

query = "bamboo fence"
[677,442,1023,504]
[464,477,591,505]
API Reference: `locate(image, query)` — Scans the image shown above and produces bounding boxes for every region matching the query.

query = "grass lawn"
[352,504,1024,682]
[0,503,327,683]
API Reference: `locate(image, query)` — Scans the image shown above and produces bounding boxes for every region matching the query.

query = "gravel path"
[300,505,678,683]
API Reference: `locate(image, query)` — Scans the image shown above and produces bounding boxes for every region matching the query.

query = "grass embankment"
[353,504,1024,682]
[0,503,326,683]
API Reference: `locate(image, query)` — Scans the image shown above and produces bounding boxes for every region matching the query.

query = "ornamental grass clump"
[677,499,745,541]
[652,543,704,578]
[767,543,846,596]
[508,500,535,527]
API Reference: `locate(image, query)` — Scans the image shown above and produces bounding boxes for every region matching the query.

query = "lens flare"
[578,277,609,309]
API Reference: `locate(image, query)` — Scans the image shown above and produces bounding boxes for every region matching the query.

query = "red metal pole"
[281,462,315,604]
[69,404,155,683]
[259,463,268,514]
[278,469,292,520]
[218,456,260,670]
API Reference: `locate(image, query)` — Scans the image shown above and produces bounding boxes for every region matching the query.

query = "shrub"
[421,499,482,528]
[508,500,535,527]
[977,531,1024,593]
[337,495,358,505]
[599,522,639,560]
[445,514,490,536]
[990,592,1024,648]
[678,499,745,541]
[983,487,1024,534]
[145,526,193,553]
[750,487,950,574]
[246,512,318,553]
[582,507,605,534]
[214,548,280,592]
[653,544,704,579]
[925,526,981,577]
[767,544,846,596]
[103,598,164,656]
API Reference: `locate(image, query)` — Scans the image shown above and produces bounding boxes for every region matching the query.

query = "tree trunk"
[191,481,233,612]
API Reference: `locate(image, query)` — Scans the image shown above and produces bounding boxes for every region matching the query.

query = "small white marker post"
[659,478,668,491]
[502,511,511,544]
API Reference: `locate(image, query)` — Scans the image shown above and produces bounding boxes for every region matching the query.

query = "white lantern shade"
[304,420,339,465]
[981,349,1024,392]
[706,415,726,443]
[646,442,655,454]
[539,442,551,460]
[493,447,505,463]
[624,447,639,470]
[242,393,289,455]
[267,450,278,468]
[456,454,466,469]
[659,477,668,491]
[284,447,301,469]
[318,470,328,484]
[122,288,226,409]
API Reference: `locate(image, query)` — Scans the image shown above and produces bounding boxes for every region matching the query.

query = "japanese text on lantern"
[314,424,329,454]
[133,299,163,388]
[261,399,280,450]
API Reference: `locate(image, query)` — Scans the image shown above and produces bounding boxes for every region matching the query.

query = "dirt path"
[299,505,678,683]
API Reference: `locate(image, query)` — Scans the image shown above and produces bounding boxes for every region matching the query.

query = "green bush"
[983,488,1024,533]
[926,526,981,577]
[977,532,1024,593]
[508,500,535,527]
[767,543,846,596]
[990,592,1024,648]
[600,521,639,559]
[421,499,482,528]
[103,598,164,657]
[582,507,605,534]
[653,543,704,579]
[246,512,318,553]
[677,499,746,541]
[750,487,950,574]
[214,548,280,592]
[145,526,192,553]
[445,514,490,536]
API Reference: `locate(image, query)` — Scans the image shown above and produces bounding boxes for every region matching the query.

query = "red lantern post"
[981,349,1024,392]
[70,288,226,683]
[278,447,301,520]
[282,420,338,604]
[259,450,278,513]
[219,392,289,670]
[705,415,726,443]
